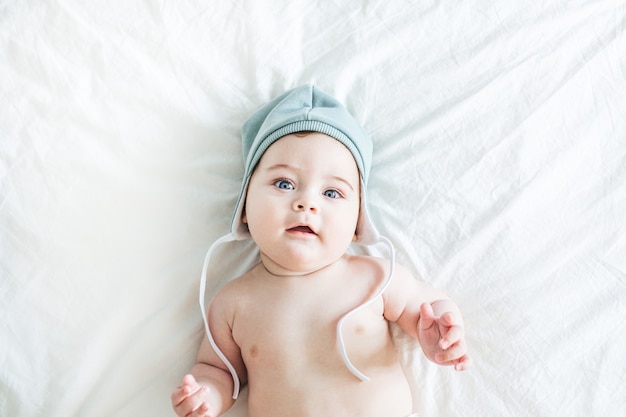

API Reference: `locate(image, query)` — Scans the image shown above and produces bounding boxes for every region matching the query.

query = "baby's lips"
[287,225,316,234]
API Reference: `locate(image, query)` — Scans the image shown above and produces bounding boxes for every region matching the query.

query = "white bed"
[2,1,625,416]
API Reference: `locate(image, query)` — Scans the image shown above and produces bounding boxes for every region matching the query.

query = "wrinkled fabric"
[1,1,625,416]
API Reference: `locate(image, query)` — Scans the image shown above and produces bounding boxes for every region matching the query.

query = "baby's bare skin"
[218,257,413,417]
[172,254,468,417]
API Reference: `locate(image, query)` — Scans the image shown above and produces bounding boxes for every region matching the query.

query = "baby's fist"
[171,374,215,417]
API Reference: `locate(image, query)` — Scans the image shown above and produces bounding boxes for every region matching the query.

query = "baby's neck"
[257,253,347,279]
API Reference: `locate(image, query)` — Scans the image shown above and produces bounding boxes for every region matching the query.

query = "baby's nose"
[293,199,318,213]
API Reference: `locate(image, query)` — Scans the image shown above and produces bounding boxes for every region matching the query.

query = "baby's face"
[243,132,360,275]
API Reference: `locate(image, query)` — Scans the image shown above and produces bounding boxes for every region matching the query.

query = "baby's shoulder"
[346,253,387,268]
[208,269,259,315]
[346,254,412,276]
[346,255,418,294]
[214,268,257,295]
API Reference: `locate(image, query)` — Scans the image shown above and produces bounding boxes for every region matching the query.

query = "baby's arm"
[383,263,472,370]
[171,288,247,417]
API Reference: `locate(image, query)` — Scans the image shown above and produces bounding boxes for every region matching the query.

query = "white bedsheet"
[2,1,625,416]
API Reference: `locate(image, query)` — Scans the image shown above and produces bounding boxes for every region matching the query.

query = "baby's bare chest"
[231,282,389,372]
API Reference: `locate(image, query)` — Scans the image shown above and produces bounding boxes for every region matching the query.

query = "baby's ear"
[352,233,358,242]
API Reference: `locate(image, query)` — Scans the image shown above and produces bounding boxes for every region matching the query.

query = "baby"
[171,85,471,417]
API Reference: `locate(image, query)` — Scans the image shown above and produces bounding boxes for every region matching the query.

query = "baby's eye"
[323,189,341,199]
[274,179,294,190]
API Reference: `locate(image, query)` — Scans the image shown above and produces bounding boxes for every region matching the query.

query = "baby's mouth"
[287,225,316,235]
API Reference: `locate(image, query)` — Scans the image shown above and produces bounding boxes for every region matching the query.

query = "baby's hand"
[171,374,215,417]
[418,302,472,371]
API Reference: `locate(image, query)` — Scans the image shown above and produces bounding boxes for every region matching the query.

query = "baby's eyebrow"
[331,175,355,191]
[265,163,356,191]
[266,163,296,172]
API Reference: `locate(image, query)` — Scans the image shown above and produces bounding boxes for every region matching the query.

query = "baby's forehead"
[261,132,358,162]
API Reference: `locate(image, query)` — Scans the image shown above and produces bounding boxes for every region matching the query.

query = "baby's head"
[231,84,379,245]
[242,131,362,272]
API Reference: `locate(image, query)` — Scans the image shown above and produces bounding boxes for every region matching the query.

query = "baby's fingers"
[440,311,455,325]
[419,303,436,330]
[189,401,212,417]
[173,386,212,417]
[439,324,464,350]
[171,374,197,407]
[171,386,191,408]
[435,339,467,364]
[453,354,473,371]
